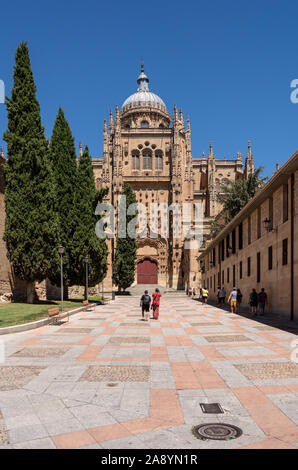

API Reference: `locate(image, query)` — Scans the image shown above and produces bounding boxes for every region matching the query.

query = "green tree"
[3,42,59,303]
[112,183,137,291]
[71,146,108,298]
[48,107,78,293]
[210,168,267,239]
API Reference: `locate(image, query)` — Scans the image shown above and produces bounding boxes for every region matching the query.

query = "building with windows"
[198,151,298,320]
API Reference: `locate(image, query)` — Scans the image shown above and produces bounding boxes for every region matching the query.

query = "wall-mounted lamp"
[263,218,276,233]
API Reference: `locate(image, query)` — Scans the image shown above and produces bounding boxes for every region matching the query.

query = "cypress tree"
[71,146,108,297]
[112,183,137,291]
[48,107,78,293]
[3,42,59,302]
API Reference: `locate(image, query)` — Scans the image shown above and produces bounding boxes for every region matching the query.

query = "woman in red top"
[152,288,162,319]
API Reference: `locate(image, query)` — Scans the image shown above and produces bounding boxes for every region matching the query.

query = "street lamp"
[84,255,89,303]
[58,245,65,313]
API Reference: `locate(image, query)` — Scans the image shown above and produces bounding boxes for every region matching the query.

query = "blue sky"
[0,0,297,177]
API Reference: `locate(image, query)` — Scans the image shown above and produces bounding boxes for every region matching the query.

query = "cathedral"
[0,65,255,298]
[91,65,255,290]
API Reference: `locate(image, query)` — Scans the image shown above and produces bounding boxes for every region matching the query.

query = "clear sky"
[0,0,297,178]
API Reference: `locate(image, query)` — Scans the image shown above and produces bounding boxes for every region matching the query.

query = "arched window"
[155,151,163,170]
[141,120,149,128]
[143,150,152,170]
[132,151,140,170]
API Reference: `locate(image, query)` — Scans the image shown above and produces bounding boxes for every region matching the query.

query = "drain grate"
[200,403,224,414]
[192,423,242,441]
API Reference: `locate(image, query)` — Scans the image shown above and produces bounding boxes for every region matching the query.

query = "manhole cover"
[192,423,242,441]
[200,403,224,414]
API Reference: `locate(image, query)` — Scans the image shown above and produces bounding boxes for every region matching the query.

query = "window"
[218,272,220,287]
[283,184,289,223]
[213,248,216,267]
[221,239,225,261]
[155,152,163,170]
[282,239,288,265]
[232,229,236,254]
[207,278,209,290]
[238,223,243,250]
[233,265,236,286]
[143,151,152,170]
[214,275,216,292]
[222,270,224,285]
[239,261,243,279]
[247,257,251,277]
[268,246,273,270]
[141,121,149,128]
[227,267,230,283]
[248,216,251,245]
[132,152,140,170]
[269,197,274,229]
[257,207,261,239]
[257,252,261,283]
[226,235,230,257]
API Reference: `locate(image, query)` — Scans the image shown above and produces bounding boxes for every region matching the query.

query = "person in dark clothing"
[140,290,151,321]
[236,289,243,313]
[249,288,258,315]
[258,288,268,315]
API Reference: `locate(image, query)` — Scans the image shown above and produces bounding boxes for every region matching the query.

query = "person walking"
[216,286,221,304]
[249,288,258,315]
[219,287,226,305]
[258,288,268,315]
[201,287,209,303]
[140,290,151,321]
[152,288,162,320]
[228,287,238,313]
[236,288,243,313]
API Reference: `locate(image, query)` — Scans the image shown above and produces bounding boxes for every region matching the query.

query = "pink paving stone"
[233,387,298,443]
[239,438,297,449]
[89,423,131,443]
[191,362,227,388]
[52,430,96,449]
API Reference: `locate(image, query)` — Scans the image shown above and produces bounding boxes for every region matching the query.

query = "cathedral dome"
[121,65,167,113]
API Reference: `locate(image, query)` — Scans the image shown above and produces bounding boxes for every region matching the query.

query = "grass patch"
[0,297,103,328]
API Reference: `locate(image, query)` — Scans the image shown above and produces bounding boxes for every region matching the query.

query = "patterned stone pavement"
[0,296,298,449]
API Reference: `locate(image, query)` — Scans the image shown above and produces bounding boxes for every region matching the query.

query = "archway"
[137,259,158,284]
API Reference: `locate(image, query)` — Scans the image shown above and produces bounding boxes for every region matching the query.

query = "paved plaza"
[0,295,298,449]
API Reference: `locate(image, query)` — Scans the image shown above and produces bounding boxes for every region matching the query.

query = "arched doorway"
[137,259,158,284]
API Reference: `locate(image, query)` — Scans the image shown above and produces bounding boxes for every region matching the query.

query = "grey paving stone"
[70,404,117,428]
[44,417,85,436]
[8,423,49,444]
[13,437,56,449]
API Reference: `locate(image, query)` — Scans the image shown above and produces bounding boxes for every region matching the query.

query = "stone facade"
[92,66,254,290]
[199,151,298,319]
[0,66,254,299]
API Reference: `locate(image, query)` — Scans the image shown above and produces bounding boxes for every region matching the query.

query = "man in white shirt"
[228,287,238,313]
